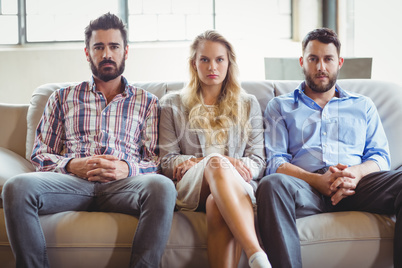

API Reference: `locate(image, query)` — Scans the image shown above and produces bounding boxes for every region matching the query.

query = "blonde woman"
[159,30,270,268]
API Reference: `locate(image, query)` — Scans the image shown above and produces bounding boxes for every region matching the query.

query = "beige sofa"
[1,79,401,268]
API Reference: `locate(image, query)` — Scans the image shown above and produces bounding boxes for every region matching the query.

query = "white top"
[205,144,225,156]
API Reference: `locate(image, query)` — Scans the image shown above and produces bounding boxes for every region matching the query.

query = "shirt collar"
[88,76,129,95]
[293,81,359,103]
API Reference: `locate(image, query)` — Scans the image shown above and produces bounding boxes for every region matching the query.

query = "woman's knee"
[204,156,230,182]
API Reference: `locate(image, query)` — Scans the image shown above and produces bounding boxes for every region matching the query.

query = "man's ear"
[299,56,304,68]
[338,57,344,69]
[124,45,129,60]
[85,47,90,62]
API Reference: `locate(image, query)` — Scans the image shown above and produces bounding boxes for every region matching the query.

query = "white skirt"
[175,153,256,211]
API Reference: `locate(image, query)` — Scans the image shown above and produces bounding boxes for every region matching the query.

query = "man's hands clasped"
[317,163,358,205]
[66,155,129,183]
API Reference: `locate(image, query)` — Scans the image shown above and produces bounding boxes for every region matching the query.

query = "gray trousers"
[256,170,402,268]
[2,172,177,268]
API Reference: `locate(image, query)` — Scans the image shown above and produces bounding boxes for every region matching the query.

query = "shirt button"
[323,132,327,136]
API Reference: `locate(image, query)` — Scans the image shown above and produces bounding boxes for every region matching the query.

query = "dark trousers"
[256,170,402,268]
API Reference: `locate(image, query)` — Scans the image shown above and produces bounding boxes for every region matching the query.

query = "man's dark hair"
[302,28,341,55]
[84,12,128,48]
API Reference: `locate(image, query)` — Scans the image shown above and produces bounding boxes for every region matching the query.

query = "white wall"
[0,43,190,104]
[353,0,402,85]
[1,0,402,104]
[0,38,300,104]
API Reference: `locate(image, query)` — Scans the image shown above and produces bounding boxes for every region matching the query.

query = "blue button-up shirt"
[264,82,390,175]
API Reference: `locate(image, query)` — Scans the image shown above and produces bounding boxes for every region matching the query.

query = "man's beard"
[89,56,125,82]
[303,68,339,93]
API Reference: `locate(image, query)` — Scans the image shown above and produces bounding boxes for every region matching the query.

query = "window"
[0,0,19,44]
[25,0,120,42]
[128,0,213,42]
[1,0,292,45]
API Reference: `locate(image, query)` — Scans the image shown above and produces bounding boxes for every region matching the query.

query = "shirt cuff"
[266,157,288,175]
[124,160,139,177]
[56,157,73,174]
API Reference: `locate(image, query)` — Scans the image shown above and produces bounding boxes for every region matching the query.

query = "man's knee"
[257,173,293,201]
[3,173,36,199]
[140,174,177,204]
[2,173,41,212]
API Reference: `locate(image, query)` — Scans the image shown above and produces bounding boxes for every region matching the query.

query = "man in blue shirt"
[257,28,402,267]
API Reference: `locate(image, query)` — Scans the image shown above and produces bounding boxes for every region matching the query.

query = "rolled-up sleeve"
[264,98,292,175]
[362,98,390,170]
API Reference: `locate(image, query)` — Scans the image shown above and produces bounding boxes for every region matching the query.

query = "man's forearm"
[346,160,380,183]
[276,162,321,186]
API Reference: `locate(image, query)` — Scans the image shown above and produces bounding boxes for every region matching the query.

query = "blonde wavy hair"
[181,30,250,146]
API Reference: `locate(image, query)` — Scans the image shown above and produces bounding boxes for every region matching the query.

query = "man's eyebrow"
[307,53,335,58]
[92,42,121,46]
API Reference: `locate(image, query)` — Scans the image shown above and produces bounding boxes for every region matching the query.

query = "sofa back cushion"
[26,79,402,170]
[25,81,275,160]
[26,83,79,160]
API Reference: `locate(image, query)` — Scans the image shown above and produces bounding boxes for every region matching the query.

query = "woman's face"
[193,40,229,90]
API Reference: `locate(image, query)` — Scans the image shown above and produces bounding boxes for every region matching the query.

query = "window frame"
[4,0,296,46]
[8,0,217,45]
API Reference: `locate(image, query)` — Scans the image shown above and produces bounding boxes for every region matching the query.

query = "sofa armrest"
[0,147,34,186]
[0,103,29,159]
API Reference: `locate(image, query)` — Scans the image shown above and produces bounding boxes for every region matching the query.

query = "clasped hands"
[66,155,129,183]
[319,163,358,205]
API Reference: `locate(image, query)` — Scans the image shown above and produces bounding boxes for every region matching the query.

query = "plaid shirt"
[31,76,160,177]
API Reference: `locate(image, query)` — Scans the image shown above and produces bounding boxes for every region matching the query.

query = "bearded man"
[257,28,402,268]
[2,13,176,268]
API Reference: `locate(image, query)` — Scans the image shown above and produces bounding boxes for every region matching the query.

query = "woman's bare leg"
[203,156,264,259]
[206,194,242,268]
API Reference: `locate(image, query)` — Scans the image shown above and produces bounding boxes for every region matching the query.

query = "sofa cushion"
[25,81,274,160]
[298,211,395,267]
[37,210,210,268]
[26,82,79,160]
[0,103,29,158]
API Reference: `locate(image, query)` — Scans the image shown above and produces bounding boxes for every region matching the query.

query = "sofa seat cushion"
[36,211,209,268]
[0,203,395,268]
[298,211,395,267]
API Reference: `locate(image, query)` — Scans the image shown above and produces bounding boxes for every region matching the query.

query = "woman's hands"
[225,157,253,183]
[173,157,204,182]
[173,156,253,183]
